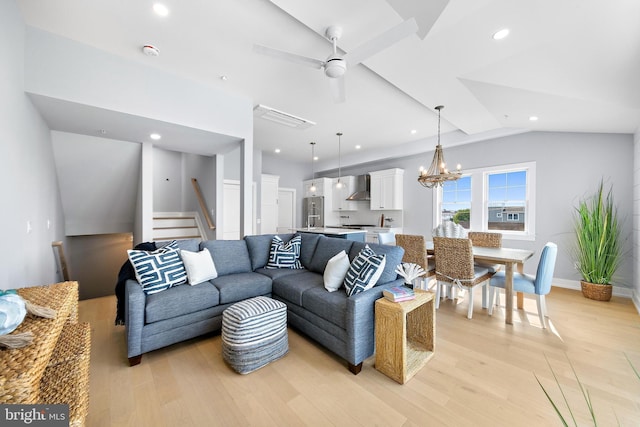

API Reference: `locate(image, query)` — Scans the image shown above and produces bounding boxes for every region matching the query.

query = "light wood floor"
[79,288,640,426]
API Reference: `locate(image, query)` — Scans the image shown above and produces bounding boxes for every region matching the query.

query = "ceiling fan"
[253,18,418,103]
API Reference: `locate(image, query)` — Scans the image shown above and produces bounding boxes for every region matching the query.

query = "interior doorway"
[277,188,296,234]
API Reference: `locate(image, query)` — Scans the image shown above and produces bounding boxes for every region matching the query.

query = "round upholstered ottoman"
[221,296,288,374]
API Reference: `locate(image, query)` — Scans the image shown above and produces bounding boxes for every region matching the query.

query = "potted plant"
[572,180,622,301]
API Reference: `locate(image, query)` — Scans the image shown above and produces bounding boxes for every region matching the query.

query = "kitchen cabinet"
[332,175,357,211]
[364,227,403,244]
[369,168,404,210]
[303,177,332,198]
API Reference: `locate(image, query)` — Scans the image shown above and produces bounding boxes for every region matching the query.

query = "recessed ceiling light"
[355,145,361,149]
[492,28,510,40]
[99,129,107,135]
[313,156,318,161]
[150,133,161,140]
[529,116,539,121]
[274,148,281,153]
[411,129,417,135]
[220,75,228,81]
[153,3,169,16]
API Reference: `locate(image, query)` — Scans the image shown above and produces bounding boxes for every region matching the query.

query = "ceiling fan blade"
[329,76,346,103]
[253,44,325,70]
[344,18,418,66]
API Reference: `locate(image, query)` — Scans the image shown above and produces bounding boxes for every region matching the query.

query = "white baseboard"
[552,278,634,298]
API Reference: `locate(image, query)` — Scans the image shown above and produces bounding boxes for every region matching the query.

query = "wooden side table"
[375,289,435,384]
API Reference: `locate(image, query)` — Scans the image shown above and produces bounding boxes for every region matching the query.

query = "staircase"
[153,212,207,242]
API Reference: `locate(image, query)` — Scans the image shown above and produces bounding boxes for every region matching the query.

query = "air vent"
[253,104,316,129]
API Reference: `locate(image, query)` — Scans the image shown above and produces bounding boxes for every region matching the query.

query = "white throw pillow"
[323,250,350,292]
[180,248,218,285]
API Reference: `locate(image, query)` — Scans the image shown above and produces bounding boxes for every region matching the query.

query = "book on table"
[383,286,415,302]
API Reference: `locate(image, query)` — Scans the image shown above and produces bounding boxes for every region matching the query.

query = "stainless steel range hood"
[346,174,370,201]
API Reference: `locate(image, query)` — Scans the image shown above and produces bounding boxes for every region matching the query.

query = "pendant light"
[309,142,317,193]
[417,105,462,188]
[335,132,343,189]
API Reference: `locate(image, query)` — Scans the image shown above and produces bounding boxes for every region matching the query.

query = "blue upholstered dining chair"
[377,232,395,245]
[488,242,558,328]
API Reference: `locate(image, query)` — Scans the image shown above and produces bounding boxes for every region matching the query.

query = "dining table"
[426,242,535,324]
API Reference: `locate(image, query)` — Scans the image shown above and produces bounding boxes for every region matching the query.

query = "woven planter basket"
[580,280,612,302]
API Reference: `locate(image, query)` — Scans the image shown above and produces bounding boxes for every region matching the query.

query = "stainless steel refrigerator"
[303,196,324,228]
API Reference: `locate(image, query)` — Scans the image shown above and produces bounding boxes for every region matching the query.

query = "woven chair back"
[433,237,475,283]
[432,221,468,238]
[468,232,502,248]
[395,234,429,270]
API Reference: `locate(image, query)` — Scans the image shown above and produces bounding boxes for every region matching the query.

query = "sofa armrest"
[125,279,146,358]
[344,278,404,364]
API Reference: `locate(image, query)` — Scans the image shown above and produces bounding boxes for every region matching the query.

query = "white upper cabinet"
[303,177,332,198]
[332,176,357,211]
[369,168,404,210]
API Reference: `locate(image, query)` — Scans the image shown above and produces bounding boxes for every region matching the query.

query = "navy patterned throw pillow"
[127,240,187,295]
[266,235,303,269]
[343,245,387,297]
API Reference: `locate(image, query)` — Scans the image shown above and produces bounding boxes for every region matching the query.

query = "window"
[488,170,526,231]
[441,176,471,228]
[434,162,535,240]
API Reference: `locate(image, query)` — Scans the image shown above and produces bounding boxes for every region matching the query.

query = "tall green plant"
[573,181,622,285]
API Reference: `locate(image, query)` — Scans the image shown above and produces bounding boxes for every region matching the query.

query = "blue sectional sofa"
[125,233,405,374]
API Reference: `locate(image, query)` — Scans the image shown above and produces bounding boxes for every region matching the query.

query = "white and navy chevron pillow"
[127,240,187,295]
[344,245,386,297]
[266,235,303,269]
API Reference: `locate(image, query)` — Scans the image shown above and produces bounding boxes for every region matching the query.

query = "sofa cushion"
[272,271,323,306]
[349,242,404,285]
[145,282,220,323]
[302,286,348,330]
[157,238,200,252]
[211,272,272,305]
[200,240,252,276]
[267,235,303,269]
[298,233,321,269]
[308,236,354,274]
[344,245,386,297]
[128,242,187,295]
[245,234,294,270]
[181,248,218,285]
[255,267,307,281]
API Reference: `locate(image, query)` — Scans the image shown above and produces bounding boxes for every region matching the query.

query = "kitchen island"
[293,228,366,242]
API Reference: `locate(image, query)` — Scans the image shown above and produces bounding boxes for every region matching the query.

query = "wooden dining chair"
[394,234,434,290]
[432,222,467,299]
[433,237,492,319]
[468,231,503,307]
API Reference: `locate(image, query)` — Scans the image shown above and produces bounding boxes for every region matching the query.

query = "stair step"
[153,226,198,230]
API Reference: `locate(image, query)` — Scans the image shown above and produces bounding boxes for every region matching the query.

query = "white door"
[277,188,296,234]
[223,180,241,240]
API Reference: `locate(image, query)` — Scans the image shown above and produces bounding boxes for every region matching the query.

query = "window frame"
[433,161,536,241]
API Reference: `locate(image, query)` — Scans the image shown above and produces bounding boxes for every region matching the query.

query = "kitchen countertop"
[292,228,367,235]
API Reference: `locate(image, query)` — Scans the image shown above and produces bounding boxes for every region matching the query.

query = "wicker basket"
[580,280,612,301]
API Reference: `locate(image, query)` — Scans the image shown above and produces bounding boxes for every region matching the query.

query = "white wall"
[52,132,140,235]
[633,128,640,310]
[316,131,634,292]
[0,1,66,289]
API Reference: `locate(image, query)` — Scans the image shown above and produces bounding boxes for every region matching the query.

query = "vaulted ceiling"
[17,0,640,166]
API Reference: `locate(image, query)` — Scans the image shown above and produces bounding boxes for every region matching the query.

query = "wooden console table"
[0,281,90,427]
[375,289,435,384]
